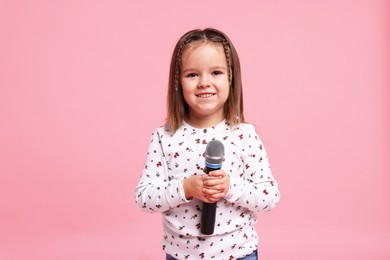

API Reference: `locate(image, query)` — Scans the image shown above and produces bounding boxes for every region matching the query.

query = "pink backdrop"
[1,0,389,259]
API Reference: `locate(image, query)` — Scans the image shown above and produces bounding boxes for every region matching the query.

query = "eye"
[186,73,198,78]
[212,70,223,76]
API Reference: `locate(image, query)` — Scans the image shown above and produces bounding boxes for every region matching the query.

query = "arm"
[134,130,190,213]
[224,124,280,212]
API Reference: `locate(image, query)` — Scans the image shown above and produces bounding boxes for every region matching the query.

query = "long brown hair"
[166,28,245,132]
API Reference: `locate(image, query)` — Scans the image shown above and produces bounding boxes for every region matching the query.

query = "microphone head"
[205,140,225,165]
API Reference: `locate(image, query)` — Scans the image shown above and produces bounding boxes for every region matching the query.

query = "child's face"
[180,43,230,124]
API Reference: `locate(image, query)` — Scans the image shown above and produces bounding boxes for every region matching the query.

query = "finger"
[203,194,216,203]
[202,175,221,183]
[203,187,220,195]
[208,170,226,178]
[203,188,226,200]
[203,183,225,192]
[203,194,218,203]
[206,193,224,202]
[208,184,227,191]
[203,177,224,186]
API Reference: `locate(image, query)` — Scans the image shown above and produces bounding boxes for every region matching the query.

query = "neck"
[187,113,225,129]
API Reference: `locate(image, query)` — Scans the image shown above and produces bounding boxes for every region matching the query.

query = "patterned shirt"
[135,120,280,259]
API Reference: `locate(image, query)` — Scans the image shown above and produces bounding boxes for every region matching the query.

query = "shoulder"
[236,123,266,144]
[153,124,168,134]
[224,122,257,137]
[152,123,185,140]
[237,122,257,134]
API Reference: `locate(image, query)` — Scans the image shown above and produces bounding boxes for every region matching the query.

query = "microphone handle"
[201,165,220,235]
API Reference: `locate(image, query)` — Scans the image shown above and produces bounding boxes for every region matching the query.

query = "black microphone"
[201,139,225,235]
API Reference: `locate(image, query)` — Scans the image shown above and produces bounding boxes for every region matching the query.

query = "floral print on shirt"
[135,120,280,259]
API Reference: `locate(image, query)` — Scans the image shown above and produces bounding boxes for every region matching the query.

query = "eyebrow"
[182,66,227,74]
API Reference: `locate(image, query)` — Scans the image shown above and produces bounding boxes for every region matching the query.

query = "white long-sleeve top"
[135,120,280,259]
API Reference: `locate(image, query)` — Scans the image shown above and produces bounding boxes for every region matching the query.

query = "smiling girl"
[135,28,280,260]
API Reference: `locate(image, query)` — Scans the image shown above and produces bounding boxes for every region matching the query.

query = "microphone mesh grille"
[205,140,225,164]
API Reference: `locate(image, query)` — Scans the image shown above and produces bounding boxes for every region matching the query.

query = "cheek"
[180,83,195,103]
[216,80,230,97]
[222,87,230,101]
[181,83,194,96]
[181,78,196,90]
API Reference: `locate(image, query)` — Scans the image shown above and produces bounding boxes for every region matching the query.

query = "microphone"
[201,139,225,235]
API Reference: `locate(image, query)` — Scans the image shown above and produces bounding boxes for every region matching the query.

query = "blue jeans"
[166,250,258,260]
[239,250,258,260]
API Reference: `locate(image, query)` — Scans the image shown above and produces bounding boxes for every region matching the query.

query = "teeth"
[197,93,214,98]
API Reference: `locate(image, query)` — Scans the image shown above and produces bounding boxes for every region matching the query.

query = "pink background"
[1,0,389,259]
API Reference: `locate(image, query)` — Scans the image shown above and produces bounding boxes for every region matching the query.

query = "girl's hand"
[203,170,230,203]
[183,170,230,203]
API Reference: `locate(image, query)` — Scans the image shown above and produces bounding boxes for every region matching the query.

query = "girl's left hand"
[202,170,230,203]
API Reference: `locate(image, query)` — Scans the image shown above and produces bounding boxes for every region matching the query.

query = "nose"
[197,75,211,88]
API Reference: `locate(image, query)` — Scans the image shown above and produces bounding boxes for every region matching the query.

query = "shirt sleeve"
[134,129,190,213]
[224,124,280,212]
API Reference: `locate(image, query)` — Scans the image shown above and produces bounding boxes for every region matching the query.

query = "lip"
[195,93,216,98]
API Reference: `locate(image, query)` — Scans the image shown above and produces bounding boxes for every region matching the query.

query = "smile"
[196,93,215,98]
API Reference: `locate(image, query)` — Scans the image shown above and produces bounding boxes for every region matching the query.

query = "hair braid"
[222,41,232,87]
[174,38,192,91]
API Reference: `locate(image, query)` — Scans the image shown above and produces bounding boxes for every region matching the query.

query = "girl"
[135,28,280,260]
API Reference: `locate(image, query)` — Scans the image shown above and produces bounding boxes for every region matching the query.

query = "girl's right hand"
[183,174,228,203]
